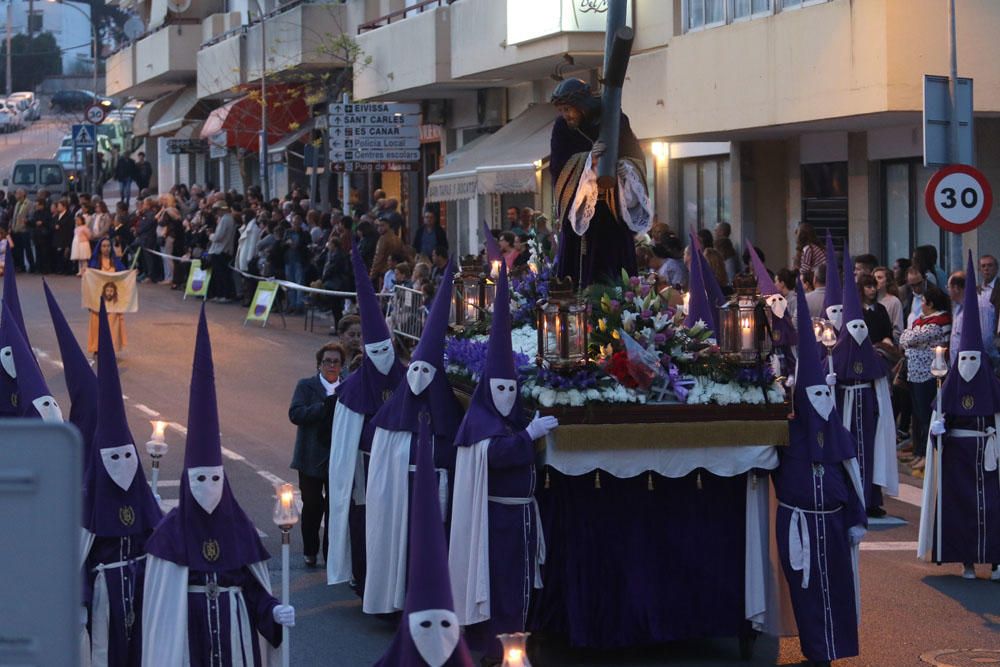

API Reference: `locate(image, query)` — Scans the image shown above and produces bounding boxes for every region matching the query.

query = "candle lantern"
[535,277,588,372]
[272,483,299,667]
[717,275,771,364]
[498,632,532,667]
[272,483,300,529]
[145,420,169,503]
[451,256,495,328]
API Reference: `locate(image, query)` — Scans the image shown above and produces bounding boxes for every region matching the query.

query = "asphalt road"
[4,121,998,665]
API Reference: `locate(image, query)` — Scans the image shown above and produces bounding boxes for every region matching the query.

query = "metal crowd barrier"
[389,284,427,342]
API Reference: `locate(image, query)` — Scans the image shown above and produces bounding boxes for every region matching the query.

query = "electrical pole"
[947,0,962,271]
[257,1,269,201]
[6,2,12,97]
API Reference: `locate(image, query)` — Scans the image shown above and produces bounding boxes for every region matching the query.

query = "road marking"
[859,541,918,551]
[895,482,923,507]
[134,403,160,417]
[168,422,188,435]
[868,516,908,527]
[158,479,181,488]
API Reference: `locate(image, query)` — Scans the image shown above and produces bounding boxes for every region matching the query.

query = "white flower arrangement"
[684,375,786,406]
[521,379,645,407]
[510,325,537,358]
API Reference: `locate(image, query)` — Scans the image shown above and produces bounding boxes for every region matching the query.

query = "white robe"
[326,404,366,585]
[141,556,278,667]
[448,440,492,626]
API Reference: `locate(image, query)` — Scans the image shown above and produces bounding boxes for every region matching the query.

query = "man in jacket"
[413,209,447,259]
[10,188,31,272]
[52,198,74,275]
[289,342,345,567]
[135,197,161,283]
[206,200,237,302]
[113,146,135,207]
[370,218,408,287]
[133,152,152,193]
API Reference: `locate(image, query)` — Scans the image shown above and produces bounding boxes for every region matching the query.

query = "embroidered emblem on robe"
[202,539,220,562]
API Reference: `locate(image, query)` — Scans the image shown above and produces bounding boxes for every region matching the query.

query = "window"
[882,160,948,270]
[39,165,63,186]
[680,157,731,238]
[780,0,830,9]
[734,0,772,19]
[684,0,774,32]
[11,165,35,186]
[27,12,42,33]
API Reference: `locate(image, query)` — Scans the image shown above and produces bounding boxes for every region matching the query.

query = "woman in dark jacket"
[288,342,345,567]
[321,236,354,322]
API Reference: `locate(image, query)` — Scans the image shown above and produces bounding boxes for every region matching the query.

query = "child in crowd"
[70,212,92,276]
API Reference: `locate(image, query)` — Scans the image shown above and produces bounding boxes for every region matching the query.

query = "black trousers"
[298,471,328,559]
[12,232,32,271]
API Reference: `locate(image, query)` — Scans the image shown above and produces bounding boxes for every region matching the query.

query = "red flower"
[605,351,639,389]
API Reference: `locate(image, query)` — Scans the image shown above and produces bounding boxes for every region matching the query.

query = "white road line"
[134,403,160,417]
[894,481,923,507]
[222,447,246,462]
[160,498,179,510]
[860,541,918,551]
[168,422,188,435]
[157,480,181,488]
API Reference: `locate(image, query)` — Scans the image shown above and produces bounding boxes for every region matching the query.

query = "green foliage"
[0,32,62,92]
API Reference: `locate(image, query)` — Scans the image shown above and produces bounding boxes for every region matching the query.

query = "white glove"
[825,373,837,386]
[272,604,295,627]
[848,525,866,547]
[526,411,559,440]
[930,419,946,436]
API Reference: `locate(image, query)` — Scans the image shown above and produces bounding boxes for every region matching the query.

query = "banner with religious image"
[185,259,212,299]
[245,281,279,326]
[81,268,139,313]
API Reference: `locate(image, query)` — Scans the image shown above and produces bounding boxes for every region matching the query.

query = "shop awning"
[199,85,310,153]
[426,103,555,202]
[132,89,184,138]
[149,87,203,137]
[267,117,316,156]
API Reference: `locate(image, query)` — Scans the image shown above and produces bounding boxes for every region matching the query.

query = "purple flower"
[629,276,641,287]
[625,291,636,301]
[609,299,620,312]
[641,309,652,319]
[639,283,651,297]
[654,333,667,345]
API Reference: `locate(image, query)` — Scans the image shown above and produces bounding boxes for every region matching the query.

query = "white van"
[4,159,69,197]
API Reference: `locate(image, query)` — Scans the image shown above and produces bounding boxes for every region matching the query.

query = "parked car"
[0,108,13,133]
[50,90,115,113]
[9,92,39,121]
[3,159,69,198]
[0,99,24,130]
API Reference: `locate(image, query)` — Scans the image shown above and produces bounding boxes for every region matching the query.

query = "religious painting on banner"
[81,269,138,313]
[185,259,212,299]
[245,280,278,327]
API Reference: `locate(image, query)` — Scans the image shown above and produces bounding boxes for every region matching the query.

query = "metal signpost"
[71,124,97,193]
[328,99,421,213]
[85,104,106,196]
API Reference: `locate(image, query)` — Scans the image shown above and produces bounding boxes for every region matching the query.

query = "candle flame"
[151,420,167,440]
[279,483,294,508]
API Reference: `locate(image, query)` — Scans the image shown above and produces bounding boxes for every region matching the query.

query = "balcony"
[353,2,453,101]
[198,1,351,100]
[105,22,202,100]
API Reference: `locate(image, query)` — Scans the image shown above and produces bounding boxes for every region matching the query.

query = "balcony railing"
[107,18,201,58]
[358,0,457,34]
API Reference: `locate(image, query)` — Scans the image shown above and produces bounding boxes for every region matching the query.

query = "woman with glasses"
[289,342,345,567]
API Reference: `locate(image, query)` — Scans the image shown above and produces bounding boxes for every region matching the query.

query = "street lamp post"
[253,0,269,201]
[6,1,12,98]
[48,0,99,193]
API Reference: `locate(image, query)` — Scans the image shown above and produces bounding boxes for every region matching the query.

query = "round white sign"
[924,164,993,233]
[85,104,106,125]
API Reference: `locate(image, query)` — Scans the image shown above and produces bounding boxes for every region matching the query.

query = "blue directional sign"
[71,124,96,147]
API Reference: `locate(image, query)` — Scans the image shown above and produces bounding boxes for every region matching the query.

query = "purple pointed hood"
[940,251,1000,416]
[82,299,162,537]
[747,242,778,295]
[44,281,99,452]
[684,235,716,333]
[481,221,503,265]
[336,240,405,415]
[373,414,475,667]
[0,303,21,416]
[146,306,270,571]
[454,263,528,447]
[372,259,464,438]
[1,302,58,420]
[788,280,856,464]
[822,232,842,316]
[831,243,885,381]
[2,244,28,344]
[690,232,726,308]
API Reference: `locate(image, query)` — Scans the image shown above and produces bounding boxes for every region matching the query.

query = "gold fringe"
[594,470,601,489]
[545,468,550,489]
[696,471,703,491]
[647,472,654,491]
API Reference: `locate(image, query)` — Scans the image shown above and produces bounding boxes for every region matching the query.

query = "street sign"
[328,137,420,151]
[84,103,107,125]
[166,139,208,155]
[923,75,974,167]
[338,125,420,138]
[327,102,420,116]
[327,113,418,128]
[329,162,417,173]
[924,164,993,233]
[208,131,227,159]
[329,149,421,162]
[71,124,96,147]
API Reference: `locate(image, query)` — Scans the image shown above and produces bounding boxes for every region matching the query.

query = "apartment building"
[356,0,1000,268]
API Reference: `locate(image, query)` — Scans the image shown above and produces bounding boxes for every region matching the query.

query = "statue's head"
[551,78,600,128]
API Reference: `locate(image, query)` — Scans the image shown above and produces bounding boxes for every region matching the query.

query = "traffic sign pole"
[925,164,993,235]
[341,93,350,217]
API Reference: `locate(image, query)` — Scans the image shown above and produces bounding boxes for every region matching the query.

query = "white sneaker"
[991,567,1000,582]
[962,564,976,580]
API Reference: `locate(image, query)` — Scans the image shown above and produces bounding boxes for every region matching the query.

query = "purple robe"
[185,567,281,667]
[929,414,1000,564]
[551,114,643,287]
[462,430,540,660]
[84,535,150,666]
[835,382,882,509]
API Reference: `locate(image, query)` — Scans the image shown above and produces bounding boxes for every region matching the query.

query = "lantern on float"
[451,256,495,328]
[535,277,588,372]
[717,274,771,364]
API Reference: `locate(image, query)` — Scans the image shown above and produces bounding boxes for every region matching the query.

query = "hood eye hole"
[441,620,452,628]
[197,475,207,482]
[111,454,120,460]
[420,620,432,628]
[211,475,220,482]
[124,452,132,459]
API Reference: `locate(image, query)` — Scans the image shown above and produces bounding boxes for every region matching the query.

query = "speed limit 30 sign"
[925,164,993,233]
